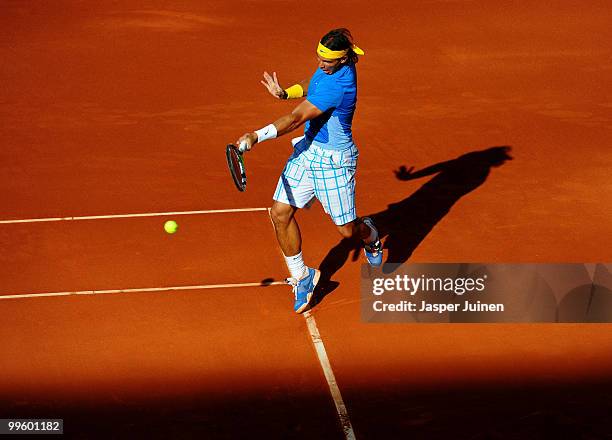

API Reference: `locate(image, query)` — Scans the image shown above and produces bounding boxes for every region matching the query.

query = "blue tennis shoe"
[287,267,321,314]
[362,217,383,267]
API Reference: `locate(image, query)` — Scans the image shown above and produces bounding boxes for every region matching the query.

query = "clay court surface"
[1,1,611,438]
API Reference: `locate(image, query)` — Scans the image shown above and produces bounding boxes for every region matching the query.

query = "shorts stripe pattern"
[273,137,358,225]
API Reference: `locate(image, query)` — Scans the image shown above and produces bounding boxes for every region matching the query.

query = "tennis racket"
[226,143,247,191]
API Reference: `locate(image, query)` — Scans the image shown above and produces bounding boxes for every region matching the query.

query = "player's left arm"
[236,100,322,149]
[297,78,310,96]
[261,72,310,99]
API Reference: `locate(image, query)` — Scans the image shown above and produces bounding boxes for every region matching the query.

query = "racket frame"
[226,144,247,192]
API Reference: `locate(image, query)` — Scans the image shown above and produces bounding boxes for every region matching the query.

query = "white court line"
[2,205,358,437]
[304,311,357,440]
[265,207,356,438]
[0,207,269,225]
[0,281,286,300]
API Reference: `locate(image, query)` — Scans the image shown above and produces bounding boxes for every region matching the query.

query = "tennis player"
[236,28,382,313]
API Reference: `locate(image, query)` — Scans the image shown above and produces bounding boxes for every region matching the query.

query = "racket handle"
[239,140,248,153]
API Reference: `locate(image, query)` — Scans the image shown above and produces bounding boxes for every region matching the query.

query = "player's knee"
[270,204,293,227]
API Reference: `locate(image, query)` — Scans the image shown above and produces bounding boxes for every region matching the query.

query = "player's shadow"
[311,146,513,307]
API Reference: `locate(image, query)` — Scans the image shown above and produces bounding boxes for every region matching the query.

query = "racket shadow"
[316,146,513,302]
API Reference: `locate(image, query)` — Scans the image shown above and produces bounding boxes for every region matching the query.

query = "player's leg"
[335,219,374,241]
[311,145,383,266]
[270,200,309,283]
[335,218,382,266]
[344,217,382,266]
[270,200,301,257]
[272,138,321,313]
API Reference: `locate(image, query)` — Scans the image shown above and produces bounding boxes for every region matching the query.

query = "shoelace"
[285,277,299,298]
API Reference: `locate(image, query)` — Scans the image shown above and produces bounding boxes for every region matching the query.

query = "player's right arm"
[235,100,321,149]
[272,99,320,136]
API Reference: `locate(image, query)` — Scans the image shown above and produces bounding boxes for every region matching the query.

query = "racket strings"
[226,144,247,191]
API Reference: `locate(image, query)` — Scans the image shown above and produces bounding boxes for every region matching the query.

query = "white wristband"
[255,123,277,143]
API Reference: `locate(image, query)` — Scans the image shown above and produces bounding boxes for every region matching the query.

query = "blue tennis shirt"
[304,63,357,151]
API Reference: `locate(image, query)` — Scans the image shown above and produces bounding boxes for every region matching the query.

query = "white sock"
[284,251,307,280]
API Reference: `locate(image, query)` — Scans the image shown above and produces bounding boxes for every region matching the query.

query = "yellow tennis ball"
[164,220,178,234]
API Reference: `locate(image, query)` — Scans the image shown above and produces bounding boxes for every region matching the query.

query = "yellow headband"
[316,42,365,60]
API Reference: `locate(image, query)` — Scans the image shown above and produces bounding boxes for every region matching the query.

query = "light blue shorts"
[273,136,359,226]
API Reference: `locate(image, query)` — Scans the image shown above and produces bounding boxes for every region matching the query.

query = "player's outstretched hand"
[260,71,285,99]
[236,132,258,152]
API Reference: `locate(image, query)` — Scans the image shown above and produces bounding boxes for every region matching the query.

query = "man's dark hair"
[320,28,359,64]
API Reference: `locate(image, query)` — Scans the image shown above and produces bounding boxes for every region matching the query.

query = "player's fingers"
[263,71,273,83]
[237,133,254,149]
[239,140,248,152]
[273,71,279,84]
